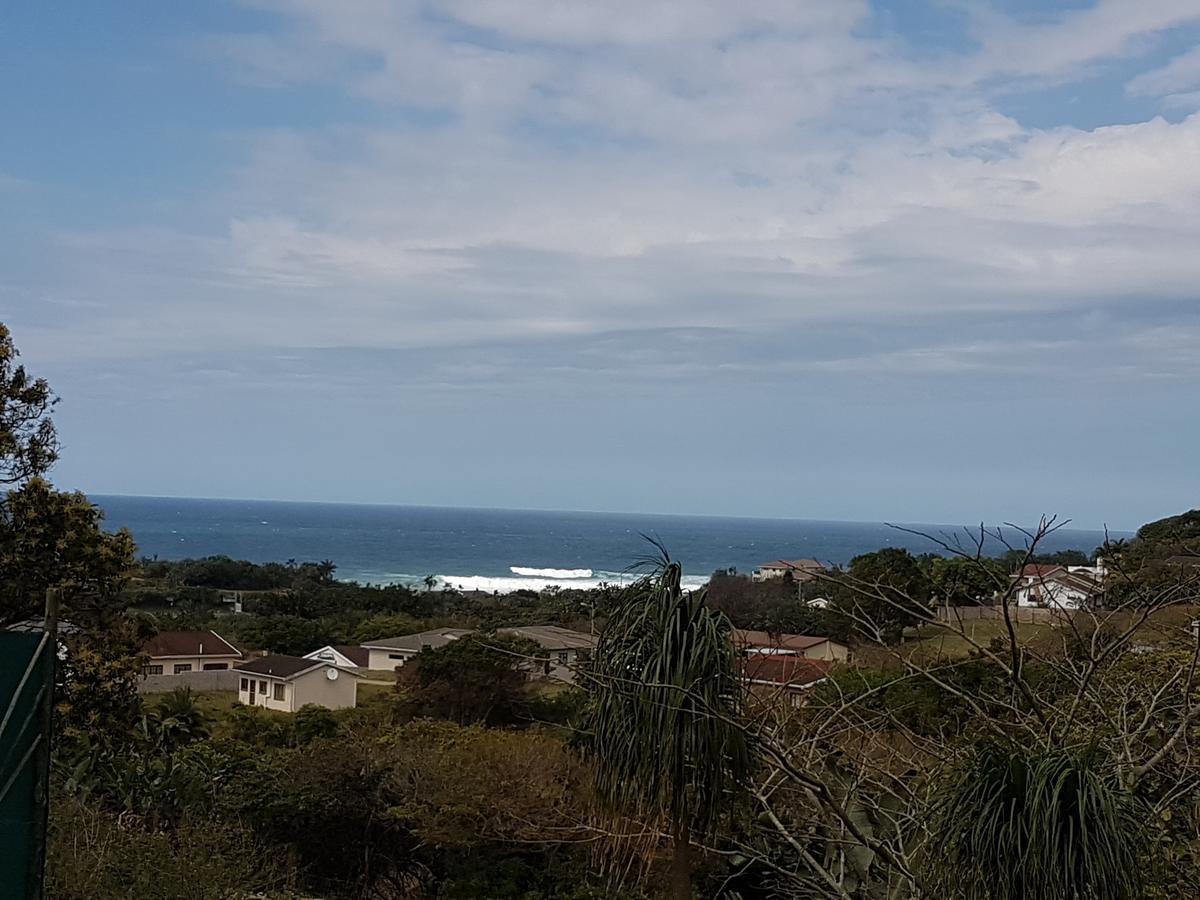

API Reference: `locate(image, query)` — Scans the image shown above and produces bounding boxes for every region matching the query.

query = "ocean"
[92,495,1124,594]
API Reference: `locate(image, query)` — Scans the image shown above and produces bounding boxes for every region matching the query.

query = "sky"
[2,1,1199,530]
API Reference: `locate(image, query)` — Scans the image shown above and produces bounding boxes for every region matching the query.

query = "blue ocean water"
[93,495,1124,593]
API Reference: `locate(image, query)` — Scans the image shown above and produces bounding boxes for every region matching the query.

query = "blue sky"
[3,1,1200,530]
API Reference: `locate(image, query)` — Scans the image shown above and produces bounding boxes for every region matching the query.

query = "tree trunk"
[670,821,692,899]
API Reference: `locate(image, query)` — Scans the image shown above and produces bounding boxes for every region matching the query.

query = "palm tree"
[926,744,1147,900]
[582,555,750,898]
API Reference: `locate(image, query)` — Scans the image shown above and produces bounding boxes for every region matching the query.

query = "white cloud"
[1127,44,1200,96]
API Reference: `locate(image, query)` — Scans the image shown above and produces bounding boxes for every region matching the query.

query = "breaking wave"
[510,566,594,579]
[435,569,710,595]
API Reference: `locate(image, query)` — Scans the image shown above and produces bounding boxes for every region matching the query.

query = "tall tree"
[583,558,751,898]
[0,322,59,485]
[0,322,135,626]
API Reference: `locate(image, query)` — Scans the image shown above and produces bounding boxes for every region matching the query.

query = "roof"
[236,654,361,680]
[143,630,242,659]
[1021,570,1103,595]
[742,655,832,688]
[1164,555,1200,567]
[304,645,371,667]
[497,625,595,650]
[734,630,839,652]
[758,559,824,571]
[359,628,474,652]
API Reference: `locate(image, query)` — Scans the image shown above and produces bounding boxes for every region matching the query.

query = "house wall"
[801,642,849,662]
[366,647,416,671]
[290,667,358,711]
[140,669,239,694]
[145,654,240,675]
[237,674,281,710]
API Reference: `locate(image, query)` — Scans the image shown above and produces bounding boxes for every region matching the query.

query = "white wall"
[144,654,240,675]
[365,647,416,670]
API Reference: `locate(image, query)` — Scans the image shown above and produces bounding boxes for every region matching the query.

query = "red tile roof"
[143,630,241,659]
[742,655,832,688]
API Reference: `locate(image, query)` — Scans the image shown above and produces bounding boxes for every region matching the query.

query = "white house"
[303,644,371,669]
[359,628,473,670]
[734,630,850,662]
[1014,569,1104,609]
[751,559,825,583]
[141,630,242,675]
[235,655,360,712]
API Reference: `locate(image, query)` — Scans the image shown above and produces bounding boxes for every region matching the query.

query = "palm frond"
[925,745,1147,900]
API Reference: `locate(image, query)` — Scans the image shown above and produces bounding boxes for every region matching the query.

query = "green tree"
[836,547,932,643]
[0,322,59,484]
[0,478,136,627]
[582,559,751,899]
[397,633,539,725]
[929,555,1006,606]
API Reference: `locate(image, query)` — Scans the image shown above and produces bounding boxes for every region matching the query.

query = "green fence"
[0,631,53,899]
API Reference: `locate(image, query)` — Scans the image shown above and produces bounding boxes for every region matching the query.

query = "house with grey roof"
[235,654,360,711]
[497,625,594,682]
[359,628,474,670]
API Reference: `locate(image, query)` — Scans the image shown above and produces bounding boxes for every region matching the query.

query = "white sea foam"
[510,566,593,579]
[438,571,710,594]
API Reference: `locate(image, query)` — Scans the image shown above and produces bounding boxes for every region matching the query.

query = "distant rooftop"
[360,628,473,652]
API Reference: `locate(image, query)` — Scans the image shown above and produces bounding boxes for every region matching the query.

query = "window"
[388,653,407,660]
[146,664,163,676]
[273,683,286,701]
[174,664,192,674]
[240,678,248,691]
[202,663,228,671]
[259,681,267,694]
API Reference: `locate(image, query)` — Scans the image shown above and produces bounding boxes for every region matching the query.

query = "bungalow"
[303,644,371,669]
[1014,569,1103,609]
[734,629,850,662]
[742,655,833,707]
[497,625,595,682]
[142,630,242,675]
[235,655,360,712]
[359,628,473,670]
[752,559,825,583]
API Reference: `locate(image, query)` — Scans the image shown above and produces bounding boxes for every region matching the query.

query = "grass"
[897,603,1200,663]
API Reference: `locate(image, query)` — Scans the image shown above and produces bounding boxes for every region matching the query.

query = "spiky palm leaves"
[926,745,1147,900]
[582,558,751,897]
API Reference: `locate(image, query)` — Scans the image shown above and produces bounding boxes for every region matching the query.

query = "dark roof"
[742,656,832,687]
[333,645,371,666]
[360,628,474,652]
[497,625,595,650]
[235,655,323,680]
[143,630,241,659]
[734,630,840,652]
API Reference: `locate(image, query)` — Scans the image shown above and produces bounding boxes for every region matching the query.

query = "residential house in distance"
[742,655,833,707]
[303,644,371,669]
[359,628,473,670]
[751,559,825,583]
[235,655,360,712]
[734,629,850,662]
[1013,566,1105,609]
[497,625,595,682]
[142,630,242,675]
